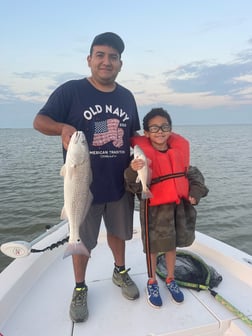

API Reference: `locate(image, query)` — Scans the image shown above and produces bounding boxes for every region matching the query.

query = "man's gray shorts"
[79,191,134,251]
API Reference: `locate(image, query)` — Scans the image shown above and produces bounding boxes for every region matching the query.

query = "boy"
[125,108,208,308]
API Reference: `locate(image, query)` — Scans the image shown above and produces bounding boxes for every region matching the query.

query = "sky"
[1,0,252,127]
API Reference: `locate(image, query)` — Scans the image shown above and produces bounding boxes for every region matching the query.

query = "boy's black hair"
[143,108,172,131]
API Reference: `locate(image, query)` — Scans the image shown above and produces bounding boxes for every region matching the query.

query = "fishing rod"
[177,279,252,328]
[0,219,68,258]
[209,288,252,328]
[144,199,152,278]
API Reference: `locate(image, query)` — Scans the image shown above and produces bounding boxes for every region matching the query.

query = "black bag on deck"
[156,250,223,290]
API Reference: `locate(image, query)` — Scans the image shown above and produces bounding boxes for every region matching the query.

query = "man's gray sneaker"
[112,268,139,300]
[69,286,88,322]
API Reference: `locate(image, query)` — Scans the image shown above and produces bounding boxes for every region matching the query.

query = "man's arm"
[33,114,65,136]
[33,114,76,150]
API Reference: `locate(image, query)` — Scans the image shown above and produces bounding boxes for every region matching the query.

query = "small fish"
[133,145,153,199]
[60,131,93,258]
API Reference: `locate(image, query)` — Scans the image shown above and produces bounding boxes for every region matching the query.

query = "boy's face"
[144,116,171,150]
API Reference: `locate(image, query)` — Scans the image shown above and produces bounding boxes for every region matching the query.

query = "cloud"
[14,72,45,79]
[13,71,84,86]
[0,85,17,102]
[166,50,251,89]
[1,46,252,127]
[120,45,252,110]
[0,71,84,104]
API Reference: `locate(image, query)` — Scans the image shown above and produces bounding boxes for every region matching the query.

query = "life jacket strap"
[151,171,187,185]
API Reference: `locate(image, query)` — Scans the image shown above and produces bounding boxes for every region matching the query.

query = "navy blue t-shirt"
[38,78,140,203]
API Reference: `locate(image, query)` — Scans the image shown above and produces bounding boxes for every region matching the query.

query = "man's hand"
[61,125,77,150]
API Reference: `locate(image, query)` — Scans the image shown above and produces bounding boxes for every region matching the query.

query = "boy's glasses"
[148,124,171,133]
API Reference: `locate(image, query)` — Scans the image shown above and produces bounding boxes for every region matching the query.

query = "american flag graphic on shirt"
[92,118,124,147]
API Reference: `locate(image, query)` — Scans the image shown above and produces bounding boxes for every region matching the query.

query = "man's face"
[87,45,122,85]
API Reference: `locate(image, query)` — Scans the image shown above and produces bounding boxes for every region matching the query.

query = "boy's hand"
[130,158,145,171]
[188,196,197,205]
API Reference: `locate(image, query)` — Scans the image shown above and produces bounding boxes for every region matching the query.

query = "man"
[33,32,140,323]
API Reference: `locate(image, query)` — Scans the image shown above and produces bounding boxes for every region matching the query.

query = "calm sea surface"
[0,125,252,272]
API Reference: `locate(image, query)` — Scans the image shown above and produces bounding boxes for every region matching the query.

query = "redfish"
[60,131,93,258]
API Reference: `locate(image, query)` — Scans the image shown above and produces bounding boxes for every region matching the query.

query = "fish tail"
[63,241,90,259]
[141,188,153,199]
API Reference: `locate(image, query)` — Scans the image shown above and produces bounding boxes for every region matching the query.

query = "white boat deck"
[1,212,252,336]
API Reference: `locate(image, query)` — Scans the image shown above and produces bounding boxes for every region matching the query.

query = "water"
[0,125,252,272]
[0,129,64,271]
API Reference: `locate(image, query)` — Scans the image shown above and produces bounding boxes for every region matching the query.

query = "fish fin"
[60,206,67,220]
[60,165,66,176]
[63,241,90,259]
[141,187,153,199]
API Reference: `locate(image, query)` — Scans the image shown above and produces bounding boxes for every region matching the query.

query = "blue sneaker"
[146,281,162,308]
[166,279,184,303]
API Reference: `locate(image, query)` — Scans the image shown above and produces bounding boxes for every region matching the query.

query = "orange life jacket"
[131,133,190,206]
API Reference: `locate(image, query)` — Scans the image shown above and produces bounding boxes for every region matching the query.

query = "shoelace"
[148,284,160,297]
[168,281,180,293]
[119,268,134,286]
[73,288,87,306]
